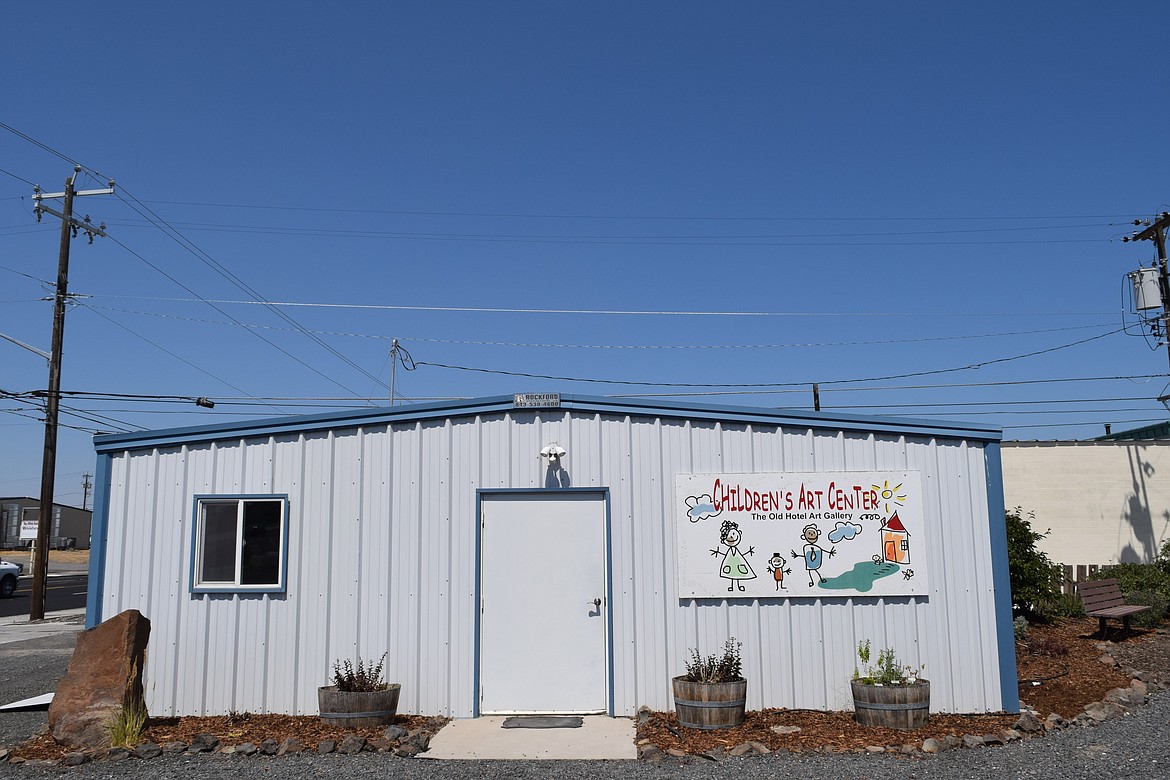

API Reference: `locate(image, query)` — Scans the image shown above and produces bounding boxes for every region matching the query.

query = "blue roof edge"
[93,393,1002,452]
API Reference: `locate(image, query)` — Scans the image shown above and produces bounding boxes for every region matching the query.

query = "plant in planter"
[318,652,401,727]
[850,640,929,729]
[672,638,746,730]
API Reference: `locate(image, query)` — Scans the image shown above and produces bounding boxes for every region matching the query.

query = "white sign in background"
[675,471,929,599]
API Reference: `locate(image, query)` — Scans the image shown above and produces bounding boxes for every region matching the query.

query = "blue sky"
[2,2,1169,506]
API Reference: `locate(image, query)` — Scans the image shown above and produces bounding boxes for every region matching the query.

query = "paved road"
[0,575,88,619]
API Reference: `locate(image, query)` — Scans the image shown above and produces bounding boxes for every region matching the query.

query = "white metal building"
[87,394,1017,718]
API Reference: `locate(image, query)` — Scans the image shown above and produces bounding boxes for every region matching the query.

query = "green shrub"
[1089,563,1170,603]
[1037,592,1085,618]
[852,640,924,685]
[1154,538,1170,577]
[1123,589,1169,627]
[1004,508,1061,620]
[1013,616,1029,641]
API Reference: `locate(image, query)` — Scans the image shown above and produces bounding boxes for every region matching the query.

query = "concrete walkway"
[0,608,85,645]
[423,715,637,760]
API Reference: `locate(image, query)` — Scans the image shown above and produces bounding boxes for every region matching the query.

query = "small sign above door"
[514,393,561,409]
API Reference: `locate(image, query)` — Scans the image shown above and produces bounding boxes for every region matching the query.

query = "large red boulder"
[48,609,150,749]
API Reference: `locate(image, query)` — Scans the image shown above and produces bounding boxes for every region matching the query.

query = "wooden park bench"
[1076,578,1151,639]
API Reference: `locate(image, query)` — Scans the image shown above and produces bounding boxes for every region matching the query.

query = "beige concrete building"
[1001,440,1170,569]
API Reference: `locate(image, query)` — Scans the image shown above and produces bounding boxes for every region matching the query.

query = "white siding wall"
[1002,441,1170,568]
[99,410,1003,718]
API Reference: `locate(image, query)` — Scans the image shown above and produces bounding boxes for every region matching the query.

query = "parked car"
[0,558,23,598]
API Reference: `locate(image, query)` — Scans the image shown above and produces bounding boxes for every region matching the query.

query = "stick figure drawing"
[710,520,756,592]
[791,523,836,587]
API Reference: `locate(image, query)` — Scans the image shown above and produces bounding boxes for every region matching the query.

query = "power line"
[101,232,372,400]
[79,304,1119,350]
[1003,417,1168,432]
[43,373,1167,405]
[0,263,52,285]
[414,328,1127,389]
[0,122,387,401]
[97,294,1118,319]
[101,215,1115,245]
[0,407,106,435]
[133,198,1140,223]
[111,190,388,395]
[77,303,288,414]
[0,166,36,187]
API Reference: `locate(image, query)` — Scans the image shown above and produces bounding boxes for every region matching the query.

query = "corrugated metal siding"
[98,409,1003,718]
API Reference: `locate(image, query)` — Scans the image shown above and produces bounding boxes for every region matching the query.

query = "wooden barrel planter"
[318,684,401,727]
[851,679,930,730]
[671,676,747,730]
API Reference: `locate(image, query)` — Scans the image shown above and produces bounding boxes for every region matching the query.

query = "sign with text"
[19,518,39,541]
[513,393,561,409]
[675,471,928,598]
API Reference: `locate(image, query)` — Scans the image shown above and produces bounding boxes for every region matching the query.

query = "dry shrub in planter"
[318,653,400,727]
[672,638,746,730]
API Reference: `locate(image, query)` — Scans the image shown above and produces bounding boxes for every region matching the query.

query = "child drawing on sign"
[709,520,756,591]
[792,524,836,587]
[767,552,791,591]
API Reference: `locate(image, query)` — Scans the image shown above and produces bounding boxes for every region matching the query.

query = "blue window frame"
[191,495,288,593]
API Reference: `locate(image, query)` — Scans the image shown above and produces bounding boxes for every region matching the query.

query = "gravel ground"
[0,632,76,747]
[0,692,1165,776]
[3,625,1166,778]
[3,693,1166,778]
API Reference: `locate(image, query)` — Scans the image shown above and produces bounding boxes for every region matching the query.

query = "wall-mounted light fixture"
[539,442,566,464]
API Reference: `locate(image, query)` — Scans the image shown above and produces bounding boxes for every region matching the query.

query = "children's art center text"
[711,479,880,515]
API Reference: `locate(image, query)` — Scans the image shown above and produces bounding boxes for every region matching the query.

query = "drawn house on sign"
[882,512,910,564]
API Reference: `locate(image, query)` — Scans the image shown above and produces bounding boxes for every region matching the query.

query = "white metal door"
[479,492,608,714]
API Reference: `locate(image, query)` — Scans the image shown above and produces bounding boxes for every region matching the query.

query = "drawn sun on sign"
[871,480,906,514]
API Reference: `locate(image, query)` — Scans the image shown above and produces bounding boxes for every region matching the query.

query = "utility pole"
[389,338,400,406]
[1124,212,1170,372]
[81,472,92,512]
[29,166,113,621]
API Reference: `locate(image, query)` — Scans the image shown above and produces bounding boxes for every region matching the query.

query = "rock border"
[0,722,443,768]
[635,638,1167,762]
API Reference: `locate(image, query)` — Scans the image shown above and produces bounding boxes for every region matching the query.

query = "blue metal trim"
[84,453,113,629]
[93,394,1002,455]
[603,488,614,718]
[984,443,1019,713]
[473,492,483,718]
[189,494,290,595]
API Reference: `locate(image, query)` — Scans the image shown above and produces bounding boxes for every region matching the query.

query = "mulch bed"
[8,616,1167,762]
[636,616,1163,755]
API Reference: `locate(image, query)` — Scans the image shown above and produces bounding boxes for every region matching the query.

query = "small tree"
[1005,508,1060,621]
